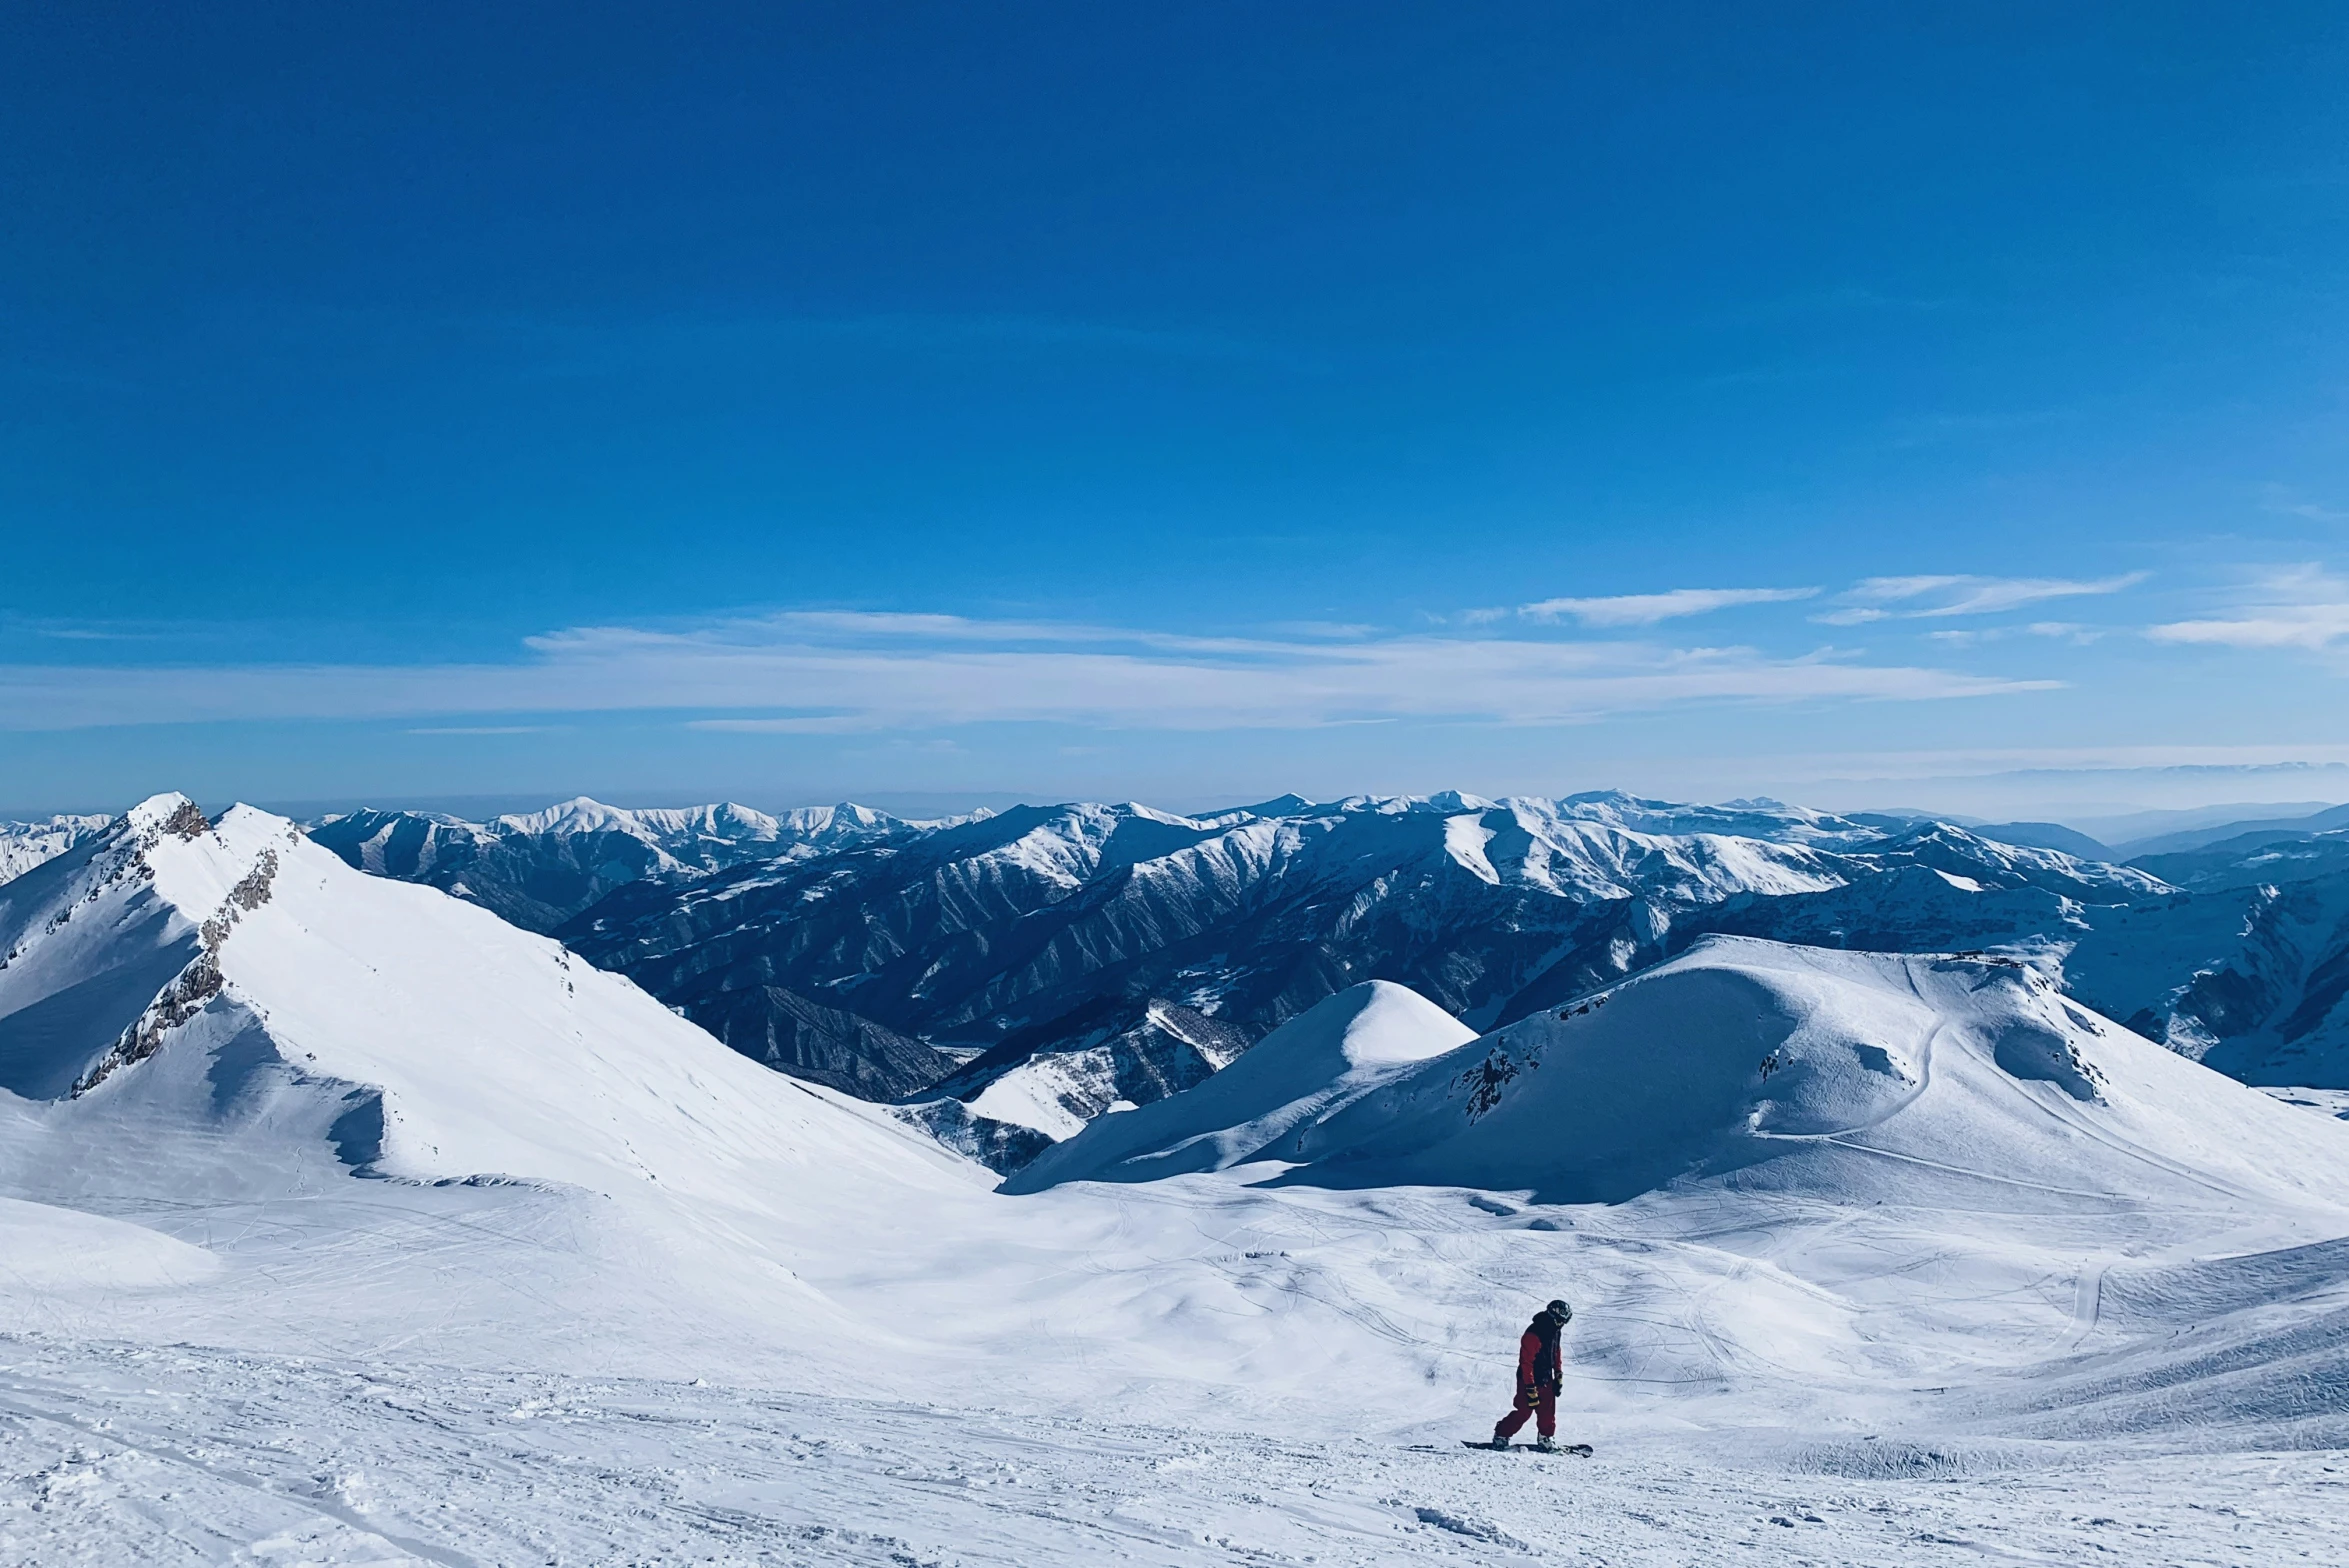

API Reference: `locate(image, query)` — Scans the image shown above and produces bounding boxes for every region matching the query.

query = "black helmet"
[1544,1299,1573,1323]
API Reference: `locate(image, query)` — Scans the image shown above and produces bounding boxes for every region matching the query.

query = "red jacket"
[1517,1321,1562,1394]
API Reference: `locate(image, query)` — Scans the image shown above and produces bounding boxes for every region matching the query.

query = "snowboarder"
[1487,1299,1571,1450]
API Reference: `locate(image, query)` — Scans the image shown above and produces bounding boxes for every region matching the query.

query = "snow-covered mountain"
[278,785,2349,1162]
[1003,979,1476,1190]
[1000,939,2349,1462]
[549,790,2169,1166]
[2116,800,2349,858]
[2063,829,2349,1086]
[1020,937,2349,1210]
[904,993,1255,1168]
[0,794,963,1203]
[305,794,971,933]
[8,801,2349,1561]
[0,811,113,884]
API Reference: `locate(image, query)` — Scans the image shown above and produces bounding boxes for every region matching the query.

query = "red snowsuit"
[1493,1316,1562,1441]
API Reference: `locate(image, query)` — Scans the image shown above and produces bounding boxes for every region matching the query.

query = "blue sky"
[5,3,2347,821]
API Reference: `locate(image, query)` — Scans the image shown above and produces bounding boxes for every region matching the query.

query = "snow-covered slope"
[904,995,1252,1169]
[1004,981,1474,1191]
[1001,939,2349,1455]
[0,812,112,885]
[0,794,971,1206]
[1246,938,2349,1209]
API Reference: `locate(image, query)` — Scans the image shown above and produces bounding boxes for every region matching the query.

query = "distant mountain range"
[546,791,2176,1163]
[298,796,978,933]
[0,813,113,884]
[11,789,2345,1172]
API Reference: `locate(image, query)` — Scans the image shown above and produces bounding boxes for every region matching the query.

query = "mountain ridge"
[38,786,2345,1174]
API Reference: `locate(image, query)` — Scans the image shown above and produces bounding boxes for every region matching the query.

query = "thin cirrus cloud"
[1813,571,2149,625]
[404,725,562,736]
[1515,586,1820,626]
[2146,565,2349,652]
[0,609,2056,733]
[1922,622,2106,648]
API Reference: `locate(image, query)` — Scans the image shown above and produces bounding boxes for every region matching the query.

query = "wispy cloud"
[1749,742,2349,782]
[1516,587,1820,627]
[0,610,2056,733]
[1922,622,2107,648]
[1815,572,2148,624]
[0,618,166,643]
[2147,565,2349,652]
[688,715,886,735]
[2259,485,2349,524]
[1261,621,1380,641]
[405,725,562,735]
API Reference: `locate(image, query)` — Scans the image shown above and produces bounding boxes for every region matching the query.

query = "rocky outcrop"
[72,950,222,1096]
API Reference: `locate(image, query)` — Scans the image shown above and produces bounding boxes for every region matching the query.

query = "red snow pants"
[1494,1386,1556,1441]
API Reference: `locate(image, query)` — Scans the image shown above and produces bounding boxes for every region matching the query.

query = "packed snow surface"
[4,798,2349,1562]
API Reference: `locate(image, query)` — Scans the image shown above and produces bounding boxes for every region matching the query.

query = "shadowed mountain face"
[296,788,2349,1167]
[2065,836,2349,1088]
[696,984,957,1100]
[559,795,2158,1049]
[304,797,952,933]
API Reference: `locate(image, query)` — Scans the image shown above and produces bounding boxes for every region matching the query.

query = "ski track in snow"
[4,1335,2346,1568]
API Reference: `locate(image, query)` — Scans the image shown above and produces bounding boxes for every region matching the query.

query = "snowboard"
[1460,1440,1593,1456]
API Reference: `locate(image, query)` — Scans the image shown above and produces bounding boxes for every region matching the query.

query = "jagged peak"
[124,792,204,837]
[1420,789,1498,814]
